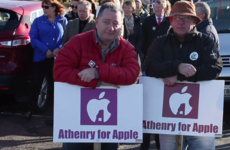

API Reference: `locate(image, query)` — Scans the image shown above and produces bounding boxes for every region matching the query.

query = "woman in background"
[26,0,68,120]
[123,0,144,71]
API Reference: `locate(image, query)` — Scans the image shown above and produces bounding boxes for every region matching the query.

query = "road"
[0,95,230,150]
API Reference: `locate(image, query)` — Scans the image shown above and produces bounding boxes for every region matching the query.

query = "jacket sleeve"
[29,18,49,54]
[98,43,140,85]
[53,37,98,88]
[177,36,223,82]
[58,17,68,48]
[144,38,181,78]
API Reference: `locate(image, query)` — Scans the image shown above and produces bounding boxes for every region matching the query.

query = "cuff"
[95,70,99,79]
[97,80,101,87]
[177,73,185,81]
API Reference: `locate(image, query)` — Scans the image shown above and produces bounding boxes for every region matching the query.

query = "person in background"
[53,3,140,149]
[165,0,171,16]
[87,0,97,17]
[123,0,144,71]
[141,0,170,149]
[26,0,67,120]
[145,1,222,149]
[142,0,170,59]
[65,0,79,21]
[141,0,150,12]
[195,2,220,51]
[63,0,96,45]
[135,0,149,24]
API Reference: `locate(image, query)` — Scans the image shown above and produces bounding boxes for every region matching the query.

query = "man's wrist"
[95,70,99,79]
[97,80,101,87]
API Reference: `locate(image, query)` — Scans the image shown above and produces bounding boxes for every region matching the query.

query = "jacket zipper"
[180,44,182,49]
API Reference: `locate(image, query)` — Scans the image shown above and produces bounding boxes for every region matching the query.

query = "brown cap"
[165,1,201,24]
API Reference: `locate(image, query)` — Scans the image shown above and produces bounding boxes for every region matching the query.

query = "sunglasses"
[42,5,52,9]
[71,5,78,9]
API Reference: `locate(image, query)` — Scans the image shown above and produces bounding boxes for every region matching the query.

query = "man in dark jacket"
[145,1,222,149]
[142,0,170,59]
[65,0,79,21]
[195,2,220,51]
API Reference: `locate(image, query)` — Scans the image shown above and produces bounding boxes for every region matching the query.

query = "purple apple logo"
[162,83,199,119]
[87,91,111,122]
[169,86,192,115]
[81,88,117,125]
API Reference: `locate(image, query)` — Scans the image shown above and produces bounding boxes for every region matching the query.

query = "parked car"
[0,0,49,109]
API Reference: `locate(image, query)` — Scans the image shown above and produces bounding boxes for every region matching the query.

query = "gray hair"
[195,2,211,19]
[78,0,92,8]
[155,0,167,9]
[97,2,124,19]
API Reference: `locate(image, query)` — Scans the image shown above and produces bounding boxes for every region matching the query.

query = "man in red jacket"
[53,2,140,150]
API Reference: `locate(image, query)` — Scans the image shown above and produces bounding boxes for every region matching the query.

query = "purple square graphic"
[162,83,200,119]
[81,88,117,125]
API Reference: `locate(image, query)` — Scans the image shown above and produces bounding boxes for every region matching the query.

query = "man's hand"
[178,63,197,77]
[163,75,177,86]
[101,81,120,88]
[46,50,53,58]
[53,48,59,57]
[78,68,96,82]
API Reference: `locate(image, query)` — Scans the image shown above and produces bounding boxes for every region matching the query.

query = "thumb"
[78,71,83,77]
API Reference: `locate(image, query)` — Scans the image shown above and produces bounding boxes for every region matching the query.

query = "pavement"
[0,96,230,150]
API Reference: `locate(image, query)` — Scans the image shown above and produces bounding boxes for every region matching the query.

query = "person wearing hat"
[144,1,222,150]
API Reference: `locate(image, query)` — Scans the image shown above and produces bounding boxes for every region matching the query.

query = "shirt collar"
[155,15,164,21]
[94,30,119,52]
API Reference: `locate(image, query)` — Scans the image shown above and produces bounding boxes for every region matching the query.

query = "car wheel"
[37,76,49,109]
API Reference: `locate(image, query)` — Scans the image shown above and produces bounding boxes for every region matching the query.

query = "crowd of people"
[26,0,222,149]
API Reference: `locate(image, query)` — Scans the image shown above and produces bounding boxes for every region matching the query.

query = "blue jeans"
[159,134,215,150]
[62,143,118,150]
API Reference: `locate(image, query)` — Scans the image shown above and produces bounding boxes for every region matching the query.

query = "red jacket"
[53,30,140,88]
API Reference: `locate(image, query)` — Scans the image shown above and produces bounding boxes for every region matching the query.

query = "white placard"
[53,82,143,143]
[139,77,224,137]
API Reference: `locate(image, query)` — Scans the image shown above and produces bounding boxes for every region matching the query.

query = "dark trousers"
[140,133,160,150]
[28,58,54,112]
[62,143,118,150]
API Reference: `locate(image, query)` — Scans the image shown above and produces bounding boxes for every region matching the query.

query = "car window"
[31,12,37,23]
[0,8,20,32]
[30,9,43,24]
[200,0,230,33]
[38,9,43,17]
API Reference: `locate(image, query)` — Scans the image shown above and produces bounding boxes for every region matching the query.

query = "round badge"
[190,52,199,61]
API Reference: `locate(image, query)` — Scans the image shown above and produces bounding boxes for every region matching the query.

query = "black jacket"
[196,18,220,51]
[123,14,144,59]
[145,28,223,82]
[142,14,170,57]
[65,11,78,21]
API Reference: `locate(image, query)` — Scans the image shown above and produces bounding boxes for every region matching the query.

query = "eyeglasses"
[173,15,193,22]
[41,5,52,9]
[71,5,78,9]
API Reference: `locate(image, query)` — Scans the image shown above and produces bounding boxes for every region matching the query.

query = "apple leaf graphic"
[99,91,105,99]
[181,86,188,93]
